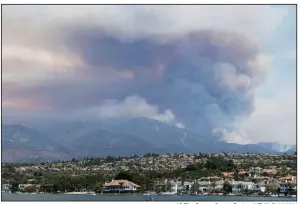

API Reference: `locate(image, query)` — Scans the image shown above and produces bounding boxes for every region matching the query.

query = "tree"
[276,187,280,195]
[205,160,217,170]
[233,170,240,181]
[210,182,216,193]
[265,185,273,195]
[222,181,232,195]
[186,164,198,171]
[286,182,294,195]
[190,181,200,194]
[10,182,19,193]
[280,166,288,177]
[237,183,243,194]
[166,182,172,192]
[115,171,133,181]
[262,172,269,177]
[94,181,103,193]
[227,160,236,171]
[6,164,15,173]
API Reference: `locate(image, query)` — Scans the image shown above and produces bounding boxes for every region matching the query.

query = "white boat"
[288,195,296,198]
[64,192,96,195]
[160,191,177,195]
[143,192,158,196]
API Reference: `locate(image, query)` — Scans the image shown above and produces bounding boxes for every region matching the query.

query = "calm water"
[1,193,297,201]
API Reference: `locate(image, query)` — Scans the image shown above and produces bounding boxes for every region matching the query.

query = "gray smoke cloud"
[56,29,270,138]
[3,5,287,143]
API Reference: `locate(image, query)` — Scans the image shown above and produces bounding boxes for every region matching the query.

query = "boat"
[64,191,96,195]
[288,195,296,198]
[143,192,158,196]
[160,191,177,195]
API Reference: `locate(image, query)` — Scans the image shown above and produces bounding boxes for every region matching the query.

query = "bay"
[1,193,297,201]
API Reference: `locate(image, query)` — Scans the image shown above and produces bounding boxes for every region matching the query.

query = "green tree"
[210,181,216,193]
[190,181,200,194]
[275,187,281,195]
[279,166,288,177]
[233,170,240,181]
[166,181,172,192]
[237,183,243,194]
[115,171,133,181]
[222,181,232,195]
[95,181,103,193]
[10,182,19,193]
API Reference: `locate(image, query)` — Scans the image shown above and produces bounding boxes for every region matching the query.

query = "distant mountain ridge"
[257,142,296,153]
[2,119,296,162]
[2,124,70,162]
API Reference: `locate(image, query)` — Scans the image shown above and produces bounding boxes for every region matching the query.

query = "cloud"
[236,90,296,145]
[98,95,184,126]
[2,5,295,145]
[212,127,252,145]
[3,5,287,43]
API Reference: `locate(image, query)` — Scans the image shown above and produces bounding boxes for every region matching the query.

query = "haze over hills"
[2,125,70,162]
[2,118,296,162]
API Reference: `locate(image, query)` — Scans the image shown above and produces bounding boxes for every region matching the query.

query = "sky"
[2,5,296,145]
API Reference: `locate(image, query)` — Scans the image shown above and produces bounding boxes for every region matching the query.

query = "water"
[1,193,297,201]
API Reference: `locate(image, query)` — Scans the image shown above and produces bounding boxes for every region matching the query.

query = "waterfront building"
[2,184,12,193]
[103,179,140,193]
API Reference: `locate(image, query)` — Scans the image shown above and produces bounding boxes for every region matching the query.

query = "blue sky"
[259,5,296,98]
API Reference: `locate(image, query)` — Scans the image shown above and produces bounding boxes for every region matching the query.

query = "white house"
[230,181,255,194]
[103,179,140,193]
[197,177,223,192]
[18,184,35,191]
[183,181,193,191]
[249,167,263,174]
[155,179,183,194]
[2,184,11,193]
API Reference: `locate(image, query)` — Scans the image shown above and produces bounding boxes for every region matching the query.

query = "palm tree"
[119,181,124,194]
[280,166,288,177]
[166,181,172,192]
[237,183,243,195]
[233,170,240,181]
[210,182,216,193]
[222,181,232,195]
[190,181,200,194]
[95,182,103,194]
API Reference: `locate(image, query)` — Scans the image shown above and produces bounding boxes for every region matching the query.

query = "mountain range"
[2,118,296,162]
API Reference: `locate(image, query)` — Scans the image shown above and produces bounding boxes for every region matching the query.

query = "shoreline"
[3,192,296,198]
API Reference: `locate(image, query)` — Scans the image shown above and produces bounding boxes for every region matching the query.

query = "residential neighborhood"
[1,152,297,196]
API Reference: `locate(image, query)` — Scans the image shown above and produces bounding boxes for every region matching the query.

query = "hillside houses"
[2,152,296,195]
